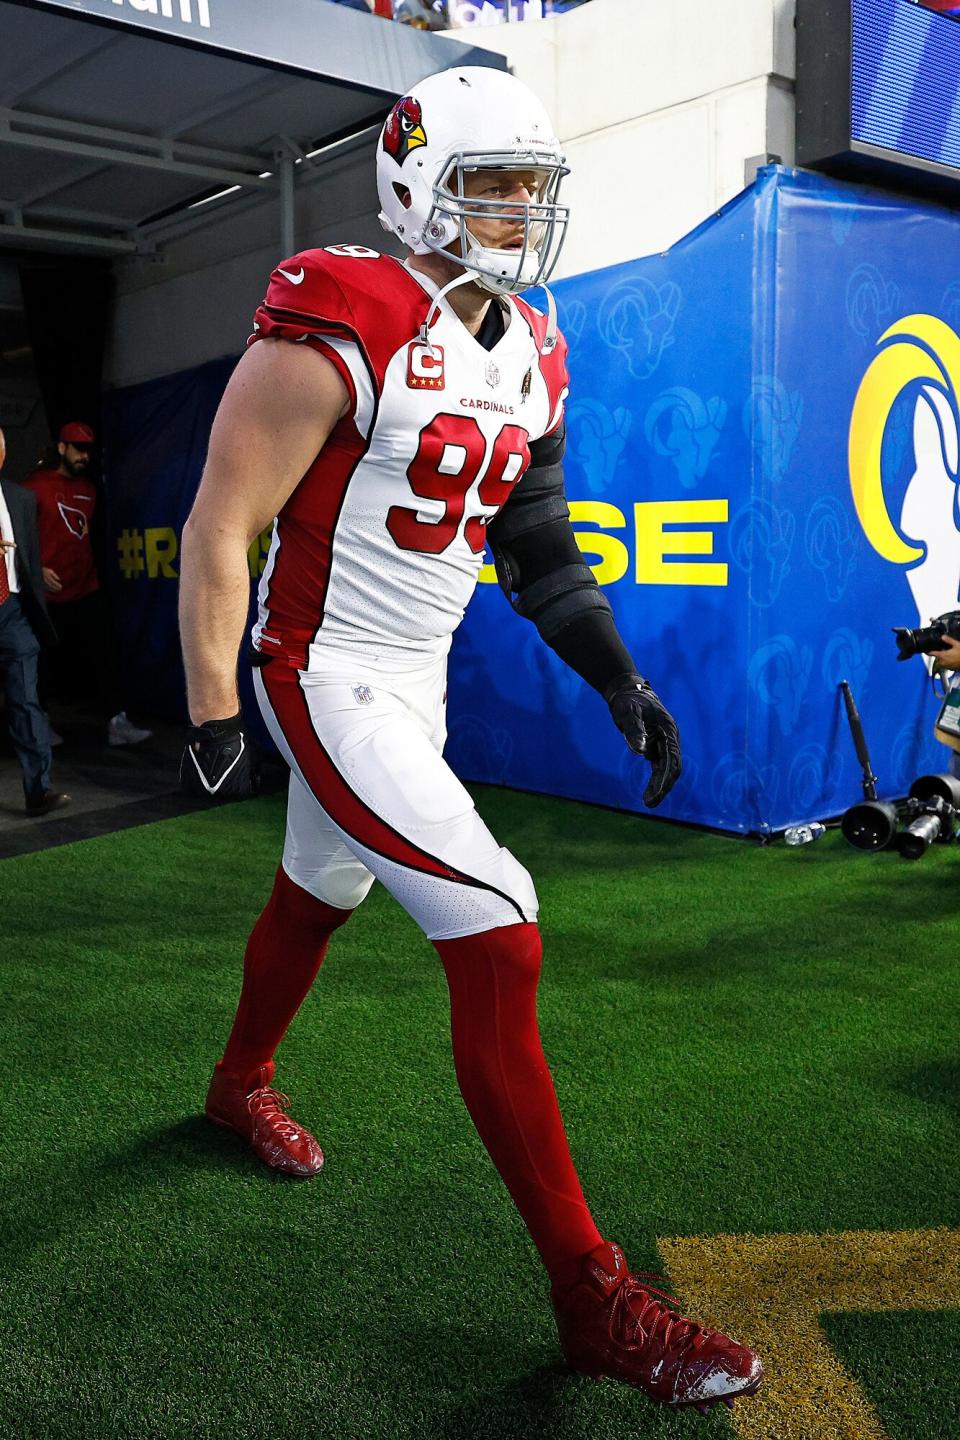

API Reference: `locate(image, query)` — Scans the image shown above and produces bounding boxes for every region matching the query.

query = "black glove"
[604,673,682,808]
[180,712,260,801]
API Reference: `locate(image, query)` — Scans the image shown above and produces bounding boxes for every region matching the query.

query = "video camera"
[843,772,960,859]
[893,608,960,661]
[834,680,960,859]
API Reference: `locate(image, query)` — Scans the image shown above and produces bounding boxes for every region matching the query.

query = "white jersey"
[248,246,568,669]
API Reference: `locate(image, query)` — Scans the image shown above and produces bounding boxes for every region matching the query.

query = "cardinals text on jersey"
[248,247,569,668]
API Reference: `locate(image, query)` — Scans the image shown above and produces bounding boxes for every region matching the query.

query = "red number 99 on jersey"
[386,415,529,556]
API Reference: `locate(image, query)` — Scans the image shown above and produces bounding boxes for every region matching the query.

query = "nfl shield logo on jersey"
[406,342,445,390]
[352,685,375,705]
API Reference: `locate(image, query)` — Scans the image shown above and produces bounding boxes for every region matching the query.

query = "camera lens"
[899,812,942,860]
[893,627,920,661]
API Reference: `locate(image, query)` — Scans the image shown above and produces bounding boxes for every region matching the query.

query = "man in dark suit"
[0,426,69,816]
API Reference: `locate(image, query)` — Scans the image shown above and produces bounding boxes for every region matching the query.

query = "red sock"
[219,865,352,1081]
[433,922,603,1276]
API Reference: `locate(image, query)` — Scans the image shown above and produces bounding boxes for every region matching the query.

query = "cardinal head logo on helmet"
[383,96,426,166]
[376,68,569,299]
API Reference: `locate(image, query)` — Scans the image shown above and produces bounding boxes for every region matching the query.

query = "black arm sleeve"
[486,426,638,695]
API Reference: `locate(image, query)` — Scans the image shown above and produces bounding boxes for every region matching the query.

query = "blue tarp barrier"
[101,355,273,746]
[103,166,960,832]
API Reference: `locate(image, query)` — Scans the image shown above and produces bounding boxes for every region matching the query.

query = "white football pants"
[254,648,538,941]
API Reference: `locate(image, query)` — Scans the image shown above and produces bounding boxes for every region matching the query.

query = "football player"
[178,65,761,1414]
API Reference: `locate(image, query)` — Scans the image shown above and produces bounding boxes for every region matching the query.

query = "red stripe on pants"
[261,658,474,884]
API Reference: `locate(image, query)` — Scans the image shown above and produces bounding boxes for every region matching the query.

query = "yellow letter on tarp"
[144,527,178,579]
[568,501,629,584]
[248,526,273,580]
[635,500,729,586]
[478,502,630,587]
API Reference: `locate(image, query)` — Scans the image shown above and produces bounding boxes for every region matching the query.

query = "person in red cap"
[21,422,152,746]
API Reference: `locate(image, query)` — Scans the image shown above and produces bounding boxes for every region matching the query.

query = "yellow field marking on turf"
[659,1228,960,1440]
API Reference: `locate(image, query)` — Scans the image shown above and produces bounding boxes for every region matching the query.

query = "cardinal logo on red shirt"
[58,501,89,538]
[383,96,427,166]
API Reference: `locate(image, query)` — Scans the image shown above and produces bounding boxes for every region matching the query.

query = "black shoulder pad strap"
[529,421,566,470]
[488,458,568,548]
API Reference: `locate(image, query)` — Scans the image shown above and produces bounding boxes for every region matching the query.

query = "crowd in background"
[331,0,589,29]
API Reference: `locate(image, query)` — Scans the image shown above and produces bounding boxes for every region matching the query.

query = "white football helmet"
[376,66,569,297]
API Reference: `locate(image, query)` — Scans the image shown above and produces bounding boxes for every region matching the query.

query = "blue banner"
[448,167,958,833]
[101,355,273,746]
[103,167,960,832]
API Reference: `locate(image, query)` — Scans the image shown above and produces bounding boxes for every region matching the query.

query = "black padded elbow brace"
[488,459,571,596]
[509,560,637,694]
[513,562,613,640]
[488,429,638,693]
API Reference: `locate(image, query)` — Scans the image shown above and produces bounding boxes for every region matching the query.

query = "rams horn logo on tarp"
[383,96,426,165]
[849,313,960,650]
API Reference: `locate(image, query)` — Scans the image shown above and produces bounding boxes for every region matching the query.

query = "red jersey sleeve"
[249,249,430,432]
[514,296,570,439]
[249,250,367,416]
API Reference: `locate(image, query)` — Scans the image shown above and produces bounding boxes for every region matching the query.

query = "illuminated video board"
[797,0,960,193]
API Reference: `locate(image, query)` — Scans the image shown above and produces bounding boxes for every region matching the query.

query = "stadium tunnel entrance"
[0,0,505,477]
[0,0,506,849]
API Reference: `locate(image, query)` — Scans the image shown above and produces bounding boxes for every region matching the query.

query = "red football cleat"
[205,1062,325,1178]
[552,1241,763,1413]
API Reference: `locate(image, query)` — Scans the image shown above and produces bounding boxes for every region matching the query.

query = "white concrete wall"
[106,0,796,388]
[441,0,796,272]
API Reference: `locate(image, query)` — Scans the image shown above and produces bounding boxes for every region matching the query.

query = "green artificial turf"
[3,788,959,1439]
[822,1311,960,1440]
